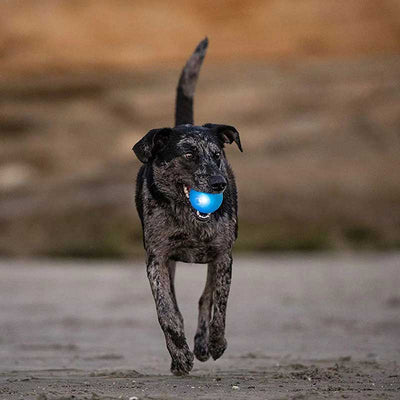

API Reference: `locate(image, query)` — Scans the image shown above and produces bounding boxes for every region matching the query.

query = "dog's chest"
[145,210,231,263]
[157,212,219,262]
[168,226,221,263]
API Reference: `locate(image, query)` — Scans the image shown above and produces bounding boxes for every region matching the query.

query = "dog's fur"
[132,38,242,375]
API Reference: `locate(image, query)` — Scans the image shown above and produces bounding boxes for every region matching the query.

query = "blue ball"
[189,189,223,214]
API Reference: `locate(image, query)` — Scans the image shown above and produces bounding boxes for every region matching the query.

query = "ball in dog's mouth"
[183,185,223,221]
[183,185,211,220]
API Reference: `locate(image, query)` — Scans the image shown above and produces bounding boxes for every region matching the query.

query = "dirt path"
[0,254,399,399]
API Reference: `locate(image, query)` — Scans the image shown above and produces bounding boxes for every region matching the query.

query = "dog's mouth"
[183,184,211,221]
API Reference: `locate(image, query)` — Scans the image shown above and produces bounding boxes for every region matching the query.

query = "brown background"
[1,0,400,75]
[1,0,400,257]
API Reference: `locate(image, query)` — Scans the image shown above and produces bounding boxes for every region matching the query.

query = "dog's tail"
[175,37,208,126]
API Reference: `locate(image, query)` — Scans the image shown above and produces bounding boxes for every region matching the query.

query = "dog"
[132,38,242,375]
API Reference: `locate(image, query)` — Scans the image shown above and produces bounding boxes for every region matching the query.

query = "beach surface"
[1,254,399,399]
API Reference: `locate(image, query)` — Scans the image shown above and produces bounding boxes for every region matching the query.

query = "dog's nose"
[209,175,227,192]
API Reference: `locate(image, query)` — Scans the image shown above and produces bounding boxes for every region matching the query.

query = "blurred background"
[1,0,400,258]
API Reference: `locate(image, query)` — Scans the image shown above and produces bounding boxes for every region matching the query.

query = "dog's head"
[133,124,242,220]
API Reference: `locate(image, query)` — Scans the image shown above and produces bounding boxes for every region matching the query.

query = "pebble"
[232,385,239,390]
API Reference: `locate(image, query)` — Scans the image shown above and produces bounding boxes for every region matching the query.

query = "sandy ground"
[0,254,399,399]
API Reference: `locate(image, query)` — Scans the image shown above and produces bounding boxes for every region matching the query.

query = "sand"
[0,254,399,399]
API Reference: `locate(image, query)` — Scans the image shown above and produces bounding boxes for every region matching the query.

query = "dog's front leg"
[146,255,194,375]
[208,254,232,360]
[167,260,184,326]
[194,263,216,361]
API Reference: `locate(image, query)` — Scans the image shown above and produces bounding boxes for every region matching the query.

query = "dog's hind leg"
[194,263,216,361]
[147,256,194,375]
[208,254,232,360]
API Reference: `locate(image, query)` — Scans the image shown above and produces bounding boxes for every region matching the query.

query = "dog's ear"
[132,128,172,163]
[203,123,243,152]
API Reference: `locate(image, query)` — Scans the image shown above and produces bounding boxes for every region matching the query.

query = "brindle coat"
[133,38,242,375]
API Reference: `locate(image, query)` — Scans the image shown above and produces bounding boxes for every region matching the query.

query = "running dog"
[133,38,242,375]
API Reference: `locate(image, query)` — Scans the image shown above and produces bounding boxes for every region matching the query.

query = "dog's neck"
[145,164,170,206]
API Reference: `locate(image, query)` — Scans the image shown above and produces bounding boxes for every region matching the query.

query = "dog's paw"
[208,323,227,360]
[209,336,227,360]
[194,333,210,362]
[170,347,194,376]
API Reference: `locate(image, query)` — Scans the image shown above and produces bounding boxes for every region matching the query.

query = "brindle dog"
[133,38,242,375]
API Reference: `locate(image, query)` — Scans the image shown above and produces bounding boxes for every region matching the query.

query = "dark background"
[1,0,400,258]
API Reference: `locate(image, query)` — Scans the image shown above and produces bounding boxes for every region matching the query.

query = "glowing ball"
[189,189,223,214]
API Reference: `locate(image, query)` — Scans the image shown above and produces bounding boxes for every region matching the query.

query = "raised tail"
[175,37,208,126]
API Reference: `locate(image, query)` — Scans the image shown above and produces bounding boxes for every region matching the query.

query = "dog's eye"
[214,152,221,159]
[183,153,194,160]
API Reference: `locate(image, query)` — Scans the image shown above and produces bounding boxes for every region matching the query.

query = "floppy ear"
[203,123,243,152]
[132,128,172,163]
